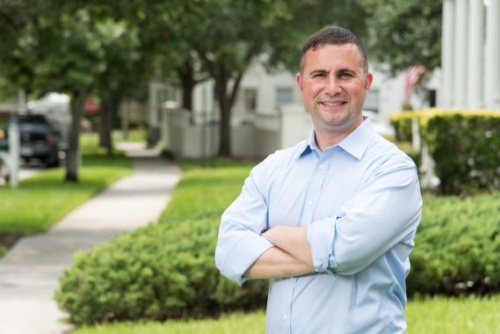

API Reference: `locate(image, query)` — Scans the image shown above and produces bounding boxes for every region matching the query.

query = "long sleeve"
[307,157,422,275]
[215,163,274,285]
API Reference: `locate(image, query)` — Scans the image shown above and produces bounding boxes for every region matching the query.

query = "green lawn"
[406,296,500,334]
[0,132,134,254]
[73,295,500,334]
[73,311,266,334]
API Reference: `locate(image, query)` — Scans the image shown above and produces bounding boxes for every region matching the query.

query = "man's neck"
[315,118,363,151]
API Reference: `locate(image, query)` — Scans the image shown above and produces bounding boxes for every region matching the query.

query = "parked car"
[0,114,61,167]
[0,130,8,181]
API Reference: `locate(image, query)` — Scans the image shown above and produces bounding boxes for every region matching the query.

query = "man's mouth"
[319,100,347,108]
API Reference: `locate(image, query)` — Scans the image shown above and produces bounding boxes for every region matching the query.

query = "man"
[215,25,422,333]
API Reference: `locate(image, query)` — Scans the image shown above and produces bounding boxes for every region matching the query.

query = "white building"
[440,0,500,109]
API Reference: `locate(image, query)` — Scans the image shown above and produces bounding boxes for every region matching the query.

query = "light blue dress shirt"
[215,118,423,334]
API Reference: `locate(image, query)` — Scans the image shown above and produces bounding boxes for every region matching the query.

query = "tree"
[1,0,372,160]
[74,0,368,157]
[0,2,143,181]
[92,20,141,156]
[360,0,442,75]
[117,1,210,111]
[0,0,46,95]
[34,8,111,182]
[88,1,211,151]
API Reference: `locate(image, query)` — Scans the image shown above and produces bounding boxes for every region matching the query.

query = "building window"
[276,87,293,109]
[428,89,437,107]
[244,88,257,112]
[364,89,379,113]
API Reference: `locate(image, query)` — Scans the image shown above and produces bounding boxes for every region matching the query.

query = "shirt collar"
[295,131,317,159]
[337,117,375,160]
[297,117,376,160]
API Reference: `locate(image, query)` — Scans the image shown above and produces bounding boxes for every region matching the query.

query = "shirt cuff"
[307,217,337,273]
[222,233,274,286]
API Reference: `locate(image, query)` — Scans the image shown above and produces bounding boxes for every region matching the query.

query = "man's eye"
[340,72,354,78]
[312,72,326,78]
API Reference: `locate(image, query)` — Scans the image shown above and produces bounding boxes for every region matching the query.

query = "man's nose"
[325,76,342,94]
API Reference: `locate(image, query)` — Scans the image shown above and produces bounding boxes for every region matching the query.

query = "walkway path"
[0,143,182,334]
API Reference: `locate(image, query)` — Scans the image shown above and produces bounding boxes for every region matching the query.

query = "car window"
[5,115,50,127]
[19,123,49,132]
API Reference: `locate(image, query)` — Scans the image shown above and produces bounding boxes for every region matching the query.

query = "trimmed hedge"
[56,164,500,326]
[390,112,414,142]
[391,109,500,195]
[409,192,500,296]
[55,166,267,326]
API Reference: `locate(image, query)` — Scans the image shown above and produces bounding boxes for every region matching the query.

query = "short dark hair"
[300,26,369,74]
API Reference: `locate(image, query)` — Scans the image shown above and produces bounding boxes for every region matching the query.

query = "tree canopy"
[361,0,442,75]
[0,0,443,161]
[0,1,144,181]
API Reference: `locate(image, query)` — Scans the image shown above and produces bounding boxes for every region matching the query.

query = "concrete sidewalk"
[0,143,182,334]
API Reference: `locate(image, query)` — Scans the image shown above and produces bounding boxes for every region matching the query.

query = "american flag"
[404,65,426,103]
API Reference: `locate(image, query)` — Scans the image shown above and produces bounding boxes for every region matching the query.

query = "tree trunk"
[195,50,248,157]
[121,100,130,140]
[98,108,108,148]
[65,90,87,183]
[181,82,194,111]
[98,101,112,155]
[215,69,244,157]
[216,78,231,156]
[99,91,121,156]
[177,58,197,111]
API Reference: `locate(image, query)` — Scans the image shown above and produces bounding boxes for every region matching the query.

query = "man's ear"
[365,72,373,91]
[296,72,303,91]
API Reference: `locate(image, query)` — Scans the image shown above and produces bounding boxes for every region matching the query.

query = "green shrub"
[420,110,500,195]
[391,109,500,195]
[56,165,268,326]
[408,192,500,296]
[390,112,415,142]
[56,161,500,326]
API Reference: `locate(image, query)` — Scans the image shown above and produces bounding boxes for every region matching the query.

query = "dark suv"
[0,114,61,167]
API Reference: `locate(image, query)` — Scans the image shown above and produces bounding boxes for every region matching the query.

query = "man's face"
[296,43,372,145]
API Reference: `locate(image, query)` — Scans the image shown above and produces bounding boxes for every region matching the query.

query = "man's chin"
[321,116,361,133]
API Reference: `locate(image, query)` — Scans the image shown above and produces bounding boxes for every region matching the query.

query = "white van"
[26,92,71,152]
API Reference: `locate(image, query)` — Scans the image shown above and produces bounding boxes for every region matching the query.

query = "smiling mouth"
[319,101,347,108]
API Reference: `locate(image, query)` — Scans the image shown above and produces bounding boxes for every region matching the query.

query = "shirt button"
[308,201,313,207]
[283,314,288,320]
[319,164,325,170]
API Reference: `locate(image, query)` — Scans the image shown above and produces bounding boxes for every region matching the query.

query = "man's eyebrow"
[337,67,356,73]
[309,69,328,76]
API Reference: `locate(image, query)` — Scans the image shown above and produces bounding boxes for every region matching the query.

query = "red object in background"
[404,65,426,103]
[85,99,100,115]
